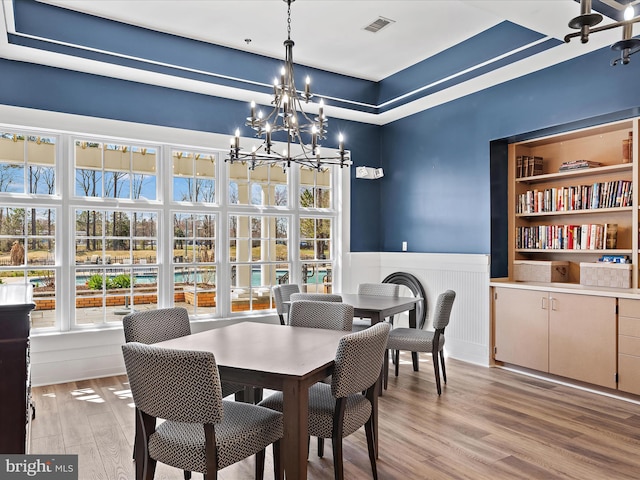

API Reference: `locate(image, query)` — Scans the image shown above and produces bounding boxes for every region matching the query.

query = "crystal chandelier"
[565,0,640,65]
[227,0,351,170]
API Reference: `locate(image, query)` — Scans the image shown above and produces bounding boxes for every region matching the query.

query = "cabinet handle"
[550,297,557,311]
[541,297,547,310]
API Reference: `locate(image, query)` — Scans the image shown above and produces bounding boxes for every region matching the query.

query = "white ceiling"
[39,0,620,82]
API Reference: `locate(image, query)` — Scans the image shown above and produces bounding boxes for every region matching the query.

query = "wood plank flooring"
[30,354,640,479]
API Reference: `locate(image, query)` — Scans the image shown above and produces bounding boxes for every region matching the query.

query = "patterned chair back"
[289,300,354,331]
[122,342,223,424]
[123,307,191,344]
[290,292,343,302]
[331,322,391,398]
[273,284,300,314]
[432,290,456,331]
[357,283,400,297]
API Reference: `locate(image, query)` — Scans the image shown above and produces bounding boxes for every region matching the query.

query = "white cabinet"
[493,287,617,389]
[618,299,640,395]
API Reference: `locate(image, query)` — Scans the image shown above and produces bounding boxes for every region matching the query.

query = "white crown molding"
[0,1,618,128]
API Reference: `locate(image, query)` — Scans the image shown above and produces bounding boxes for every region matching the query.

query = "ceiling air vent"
[363,16,395,33]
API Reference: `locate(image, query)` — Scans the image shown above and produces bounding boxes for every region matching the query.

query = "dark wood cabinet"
[0,286,35,454]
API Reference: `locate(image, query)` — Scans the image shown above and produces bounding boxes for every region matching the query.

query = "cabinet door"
[548,293,616,389]
[494,287,549,371]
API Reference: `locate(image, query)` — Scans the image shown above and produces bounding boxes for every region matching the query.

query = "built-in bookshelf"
[508,118,638,286]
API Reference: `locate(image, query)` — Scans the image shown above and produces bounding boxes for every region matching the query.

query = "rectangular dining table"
[339,293,420,328]
[286,293,422,366]
[154,321,350,480]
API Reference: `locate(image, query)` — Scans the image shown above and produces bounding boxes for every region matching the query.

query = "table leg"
[282,380,308,480]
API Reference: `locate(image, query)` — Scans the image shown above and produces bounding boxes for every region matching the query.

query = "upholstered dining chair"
[288,299,353,457]
[351,283,401,332]
[122,342,283,480]
[122,307,248,400]
[384,290,456,395]
[290,292,343,302]
[272,284,300,325]
[123,307,252,480]
[288,300,353,331]
[259,322,391,480]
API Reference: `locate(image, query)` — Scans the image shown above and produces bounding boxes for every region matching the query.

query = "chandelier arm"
[565,16,640,43]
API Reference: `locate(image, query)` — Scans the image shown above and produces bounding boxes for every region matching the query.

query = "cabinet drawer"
[619,298,640,318]
[618,354,640,395]
[619,335,640,355]
[619,316,640,337]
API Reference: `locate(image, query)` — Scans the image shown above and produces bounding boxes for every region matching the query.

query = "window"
[229,162,288,206]
[74,208,159,326]
[172,150,216,203]
[229,214,289,312]
[0,122,342,331]
[300,165,331,209]
[75,140,157,200]
[300,217,333,293]
[0,129,58,329]
[173,212,217,316]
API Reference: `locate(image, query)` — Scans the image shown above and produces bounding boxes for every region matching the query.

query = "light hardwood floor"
[30,354,640,479]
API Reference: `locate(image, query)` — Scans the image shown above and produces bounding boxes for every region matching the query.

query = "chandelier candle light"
[227,0,351,170]
[565,0,640,65]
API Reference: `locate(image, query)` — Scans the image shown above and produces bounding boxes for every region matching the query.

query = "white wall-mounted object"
[356,166,384,179]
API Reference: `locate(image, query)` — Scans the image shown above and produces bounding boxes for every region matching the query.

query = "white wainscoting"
[345,252,491,366]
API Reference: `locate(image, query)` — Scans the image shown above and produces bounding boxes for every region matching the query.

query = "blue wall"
[379,46,640,258]
[0,57,382,251]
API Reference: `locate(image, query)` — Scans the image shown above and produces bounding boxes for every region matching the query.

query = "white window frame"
[0,108,348,332]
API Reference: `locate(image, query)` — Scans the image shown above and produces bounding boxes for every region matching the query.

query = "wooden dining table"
[287,293,422,366]
[154,321,350,480]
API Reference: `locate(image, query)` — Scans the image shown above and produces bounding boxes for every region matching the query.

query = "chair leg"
[255,449,266,480]
[364,418,378,480]
[145,458,157,480]
[278,313,285,325]
[439,349,447,385]
[383,349,389,390]
[317,437,324,457]
[332,437,344,480]
[394,350,400,377]
[183,471,191,480]
[412,352,419,371]
[432,351,442,395]
[273,440,283,480]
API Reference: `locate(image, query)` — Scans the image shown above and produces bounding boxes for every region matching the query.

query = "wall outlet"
[402,241,407,252]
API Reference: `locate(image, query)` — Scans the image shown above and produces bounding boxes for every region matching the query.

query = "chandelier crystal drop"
[226,0,350,171]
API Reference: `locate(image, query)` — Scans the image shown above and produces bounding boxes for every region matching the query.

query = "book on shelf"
[516,223,615,250]
[599,254,630,264]
[622,131,633,164]
[516,155,543,177]
[558,160,602,172]
[516,156,523,178]
[604,223,617,249]
[516,180,633,214]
